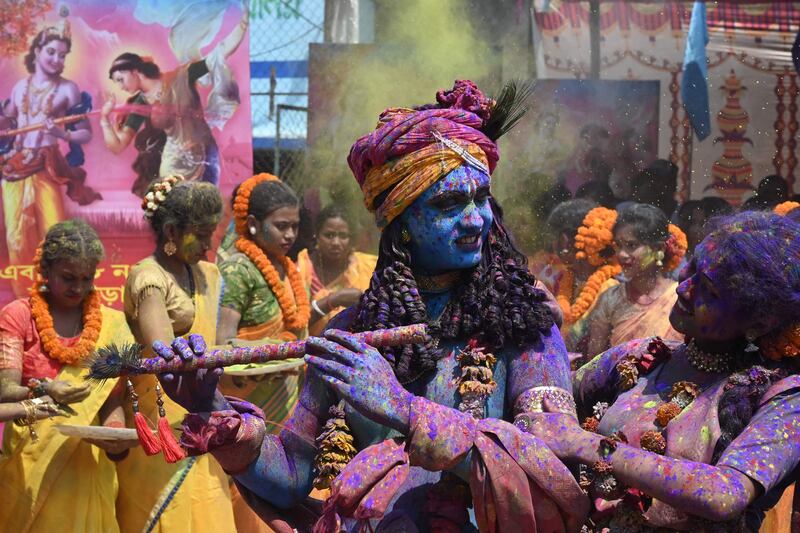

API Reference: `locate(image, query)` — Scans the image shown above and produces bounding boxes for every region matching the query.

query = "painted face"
[35,39,69,77]
[43,258,98,309]
[613,224,660,280]
[316,217,351,264]
[175,224,216,265]
[669,240,745,340]
[254,206,300,260]
[400,165,493,275]
[111,69,141,94]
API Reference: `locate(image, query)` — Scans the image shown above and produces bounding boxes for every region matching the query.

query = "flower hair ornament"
[774,201,800,217]
[141,175,183,218]
[663,224,688,272]
[559,207,621,325]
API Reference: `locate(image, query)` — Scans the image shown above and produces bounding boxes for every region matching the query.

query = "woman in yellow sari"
[118,175,235,533]
[0,219,134,532]
[586,203,687,358]
[298,204,377,336]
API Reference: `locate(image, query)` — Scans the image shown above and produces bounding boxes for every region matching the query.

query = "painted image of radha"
[100,0,248,197]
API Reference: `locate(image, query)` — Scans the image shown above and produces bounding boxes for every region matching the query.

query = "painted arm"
[528,414,758,522]
[216,306,241,344]
[233,366,333,508]
[585,307,612,363]
[507,323,573,409]
[134,293,178,350]
[99,95,135,154]
[49,82,91,144]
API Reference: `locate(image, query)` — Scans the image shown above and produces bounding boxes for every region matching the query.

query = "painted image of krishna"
[0,7,101,297]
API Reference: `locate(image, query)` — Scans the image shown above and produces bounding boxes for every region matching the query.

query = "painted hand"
[100,94,116,119]
[521,409,587,462]
[153,335,225,413]
[46,380,91,404]
[44,117,65,139]
[305,329,413,434]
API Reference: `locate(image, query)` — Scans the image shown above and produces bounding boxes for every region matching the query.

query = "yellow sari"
[0,305,131,532]
[300,249,377,336]
[117,260,236,533]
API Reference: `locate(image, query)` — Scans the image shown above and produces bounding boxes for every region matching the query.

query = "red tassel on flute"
[156,383,185,463]
[127,379,161,455]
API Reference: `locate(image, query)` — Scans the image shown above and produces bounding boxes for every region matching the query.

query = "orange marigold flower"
[574,207,618,267]
[640,430,666,455]
[774,201,800,217]
[664,224,688,272]
[655,402,682,427]
[760,322,800,361]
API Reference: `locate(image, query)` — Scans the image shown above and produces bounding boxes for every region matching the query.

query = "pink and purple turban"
[348,80,500,229]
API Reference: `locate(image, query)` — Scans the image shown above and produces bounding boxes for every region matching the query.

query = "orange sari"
[299,249,377,336]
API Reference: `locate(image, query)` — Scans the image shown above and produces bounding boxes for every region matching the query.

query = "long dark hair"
[108,52,161,80]
[350,198,554,384]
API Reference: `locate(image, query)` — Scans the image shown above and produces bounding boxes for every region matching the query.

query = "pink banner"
[0,0,252,307]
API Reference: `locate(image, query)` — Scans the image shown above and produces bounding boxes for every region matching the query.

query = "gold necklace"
[685,339,737,373]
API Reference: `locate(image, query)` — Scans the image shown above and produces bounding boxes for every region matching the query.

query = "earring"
[39,282,49,292]
[745,330,760,353]
[401,228,411,244]
[655,251,665,267]
[249,226,257,236]
[163,240,177,256]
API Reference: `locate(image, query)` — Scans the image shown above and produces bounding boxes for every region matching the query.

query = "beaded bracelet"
[26,377,50,399]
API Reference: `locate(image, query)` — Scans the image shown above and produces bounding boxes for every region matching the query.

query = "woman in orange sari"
[298,204,377,336]
[0,219,134,532]
[586,203,687,358]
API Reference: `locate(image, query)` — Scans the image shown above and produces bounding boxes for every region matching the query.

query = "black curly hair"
[350,198,555,384]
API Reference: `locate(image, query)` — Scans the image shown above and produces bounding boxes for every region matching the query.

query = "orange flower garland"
[233,174,310,331]
[664,224,688,272]
[558,207,620,325]
[774,201,800,217]
[28,245,102,366]
[575,207,617,267]
[760,322,800,361]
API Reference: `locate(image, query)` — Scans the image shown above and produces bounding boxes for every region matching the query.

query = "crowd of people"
[0,80,798,533]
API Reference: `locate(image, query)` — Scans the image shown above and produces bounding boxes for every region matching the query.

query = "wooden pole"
[589,0,601,79]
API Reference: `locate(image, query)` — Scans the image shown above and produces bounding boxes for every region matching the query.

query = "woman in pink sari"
[586,203,687,358]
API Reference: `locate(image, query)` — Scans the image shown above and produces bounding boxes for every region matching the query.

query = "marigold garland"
[760,322,800,361]
[28,245,102,366]
[557,207,621,325]
[233,173,309,331]
[575,207,617,267]
[774,201,800,217]
[557,264,622,325]
[233,172,280,236]
[664,224,688,272]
